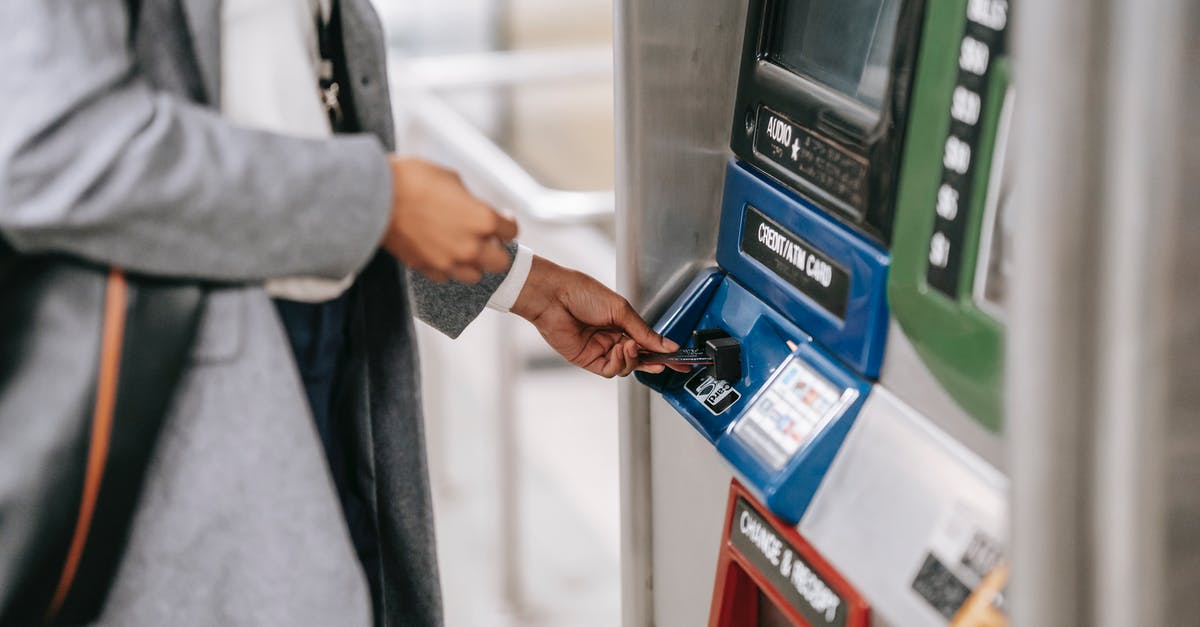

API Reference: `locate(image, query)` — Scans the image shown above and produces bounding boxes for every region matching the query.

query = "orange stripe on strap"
[45,270,127,623]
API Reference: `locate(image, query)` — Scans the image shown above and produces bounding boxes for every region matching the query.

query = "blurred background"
[371,1,620,626]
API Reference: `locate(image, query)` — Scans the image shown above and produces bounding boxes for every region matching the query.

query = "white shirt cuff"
[486,244,534,313]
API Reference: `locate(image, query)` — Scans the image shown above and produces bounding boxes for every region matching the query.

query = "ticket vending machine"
[618,0,1013,625]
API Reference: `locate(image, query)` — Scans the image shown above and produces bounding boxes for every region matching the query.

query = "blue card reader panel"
[717,161,890,378]
[637,271,871,523]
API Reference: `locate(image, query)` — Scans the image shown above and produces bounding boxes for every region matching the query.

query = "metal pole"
[614,1,654,621]
[1090,0,1186,624]
[1010,0,1190,624]
[1008,0,1109,623]
[497,314,526,613]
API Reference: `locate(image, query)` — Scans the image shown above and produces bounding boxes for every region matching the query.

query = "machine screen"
[765,0,903,111]
[733,357,854,469]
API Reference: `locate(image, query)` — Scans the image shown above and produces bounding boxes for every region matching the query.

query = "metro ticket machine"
[620,0,1013,625]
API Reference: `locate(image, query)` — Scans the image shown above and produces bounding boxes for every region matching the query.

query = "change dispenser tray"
[717,161,891,378]
[637,272,871,523]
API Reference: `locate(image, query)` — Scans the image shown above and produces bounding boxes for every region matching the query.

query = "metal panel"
[1010,0,1194,625]
[1166,7,1200,625]
[801,387,1006,627]
[616,1,749,625]
[648,399,734,627]
[880,321,1003,470]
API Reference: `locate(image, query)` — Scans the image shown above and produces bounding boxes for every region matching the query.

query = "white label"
[944,136,972,174]
[959,36,991,75]
[967,0,1008,30]
[936,184,960,220]
[929,232,952,268]
[925,503,1006,588]
[951,86,982,126]
[756,222,833,288]
[767,114,793,147]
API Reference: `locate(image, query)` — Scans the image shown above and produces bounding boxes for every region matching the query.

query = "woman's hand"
[511,256,679,378]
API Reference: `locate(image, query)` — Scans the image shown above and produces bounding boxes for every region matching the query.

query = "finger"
[478,238,512,274]
[467,203,519,241]
[587,335,631,378]
[584,353,617,378]
[615,301,677,352]
[492,209,519,242]
[450,237,486,265]
[603,346,632,378]
[420,268,449,283]
[449,264,484,284]
[635,363,668,374]
[616,341,640,377]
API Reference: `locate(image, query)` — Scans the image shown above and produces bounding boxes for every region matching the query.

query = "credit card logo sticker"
[685,370,741,415]
[733,358,852,469]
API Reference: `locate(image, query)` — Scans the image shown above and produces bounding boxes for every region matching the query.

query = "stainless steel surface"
[1008,0,1106,621]
[648,398,734,627]
[801,387,1006,627]
[1090,2,1184,624]
[615,1,749,625]
[879,321,1004,470]
[1166,8,1200,625]
[496,320,525,611]
[1010,0,1193,624]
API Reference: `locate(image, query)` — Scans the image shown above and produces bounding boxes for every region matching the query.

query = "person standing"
[0,0,677,625]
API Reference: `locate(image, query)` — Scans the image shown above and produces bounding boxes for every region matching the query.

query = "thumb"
[615,301,678,353]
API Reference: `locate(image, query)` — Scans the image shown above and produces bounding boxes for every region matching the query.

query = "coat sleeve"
[0,0,391,282]
[409,241,518,338]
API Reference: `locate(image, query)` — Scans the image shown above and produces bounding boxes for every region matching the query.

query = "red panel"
[708,480,870,627]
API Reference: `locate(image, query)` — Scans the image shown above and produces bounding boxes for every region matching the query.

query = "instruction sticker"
[911,502,1006,620]
[685,370,741,415]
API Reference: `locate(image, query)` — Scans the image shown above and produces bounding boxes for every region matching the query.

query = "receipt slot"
[709,481,869,627]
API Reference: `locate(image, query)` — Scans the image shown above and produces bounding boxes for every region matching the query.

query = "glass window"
[765,0,904,111]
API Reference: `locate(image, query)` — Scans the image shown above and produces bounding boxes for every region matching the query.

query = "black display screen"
[766,0,903,111]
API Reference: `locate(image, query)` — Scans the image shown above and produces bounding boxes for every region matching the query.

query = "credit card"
[638,348,713,365]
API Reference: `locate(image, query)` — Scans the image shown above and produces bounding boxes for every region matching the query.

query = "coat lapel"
[177,0,222,105]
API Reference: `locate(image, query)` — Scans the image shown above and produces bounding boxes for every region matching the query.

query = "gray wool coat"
[0,0,509,625]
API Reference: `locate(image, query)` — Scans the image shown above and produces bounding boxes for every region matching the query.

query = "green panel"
[888,2,1009,431]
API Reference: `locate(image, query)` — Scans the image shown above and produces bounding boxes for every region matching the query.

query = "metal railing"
[390,46,614,614]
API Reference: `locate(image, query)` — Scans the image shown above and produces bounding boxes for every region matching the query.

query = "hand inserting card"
[639,329,742,381]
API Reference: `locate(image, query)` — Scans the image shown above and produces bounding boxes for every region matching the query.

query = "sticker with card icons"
[732,357,856,469]
[685,369,742,415]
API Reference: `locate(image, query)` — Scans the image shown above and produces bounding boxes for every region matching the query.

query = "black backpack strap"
[0,266,204,626]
